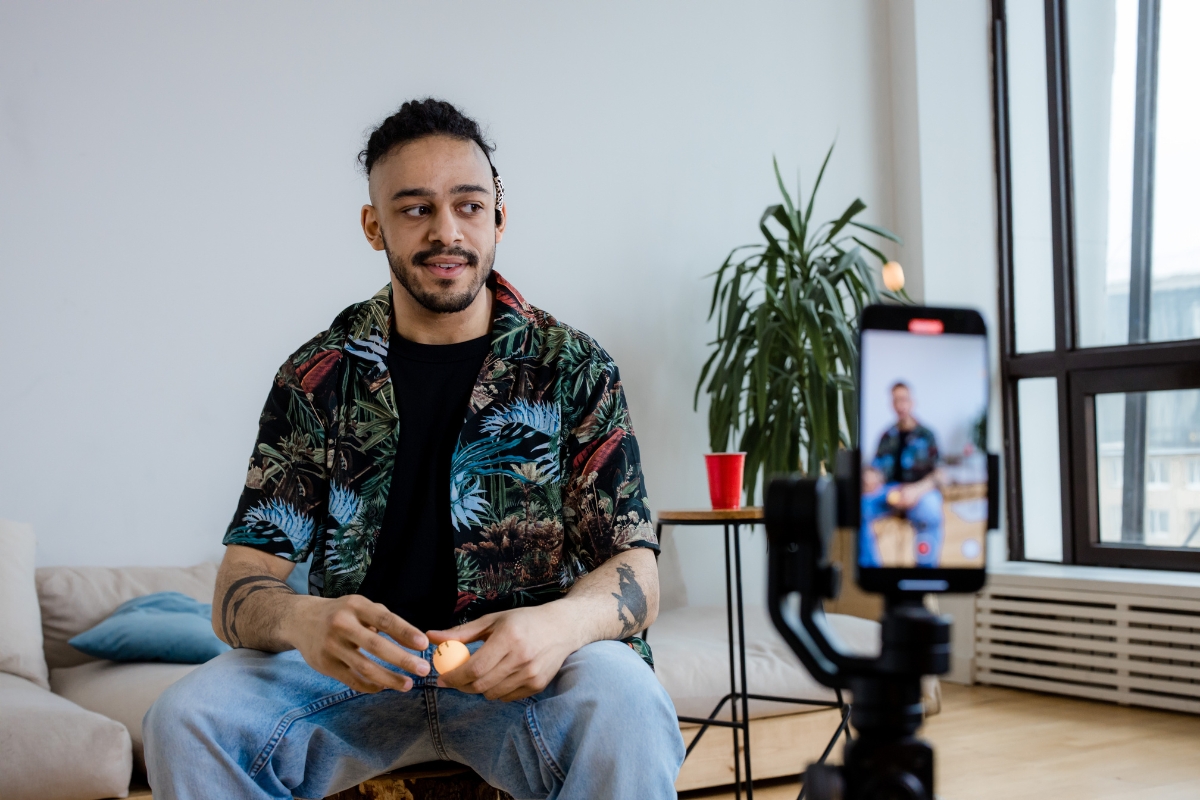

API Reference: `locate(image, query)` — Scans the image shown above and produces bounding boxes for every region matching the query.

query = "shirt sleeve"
[222,358,330,563]
[563,358,659,570]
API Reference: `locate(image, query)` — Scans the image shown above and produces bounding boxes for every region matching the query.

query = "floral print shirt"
[872,423,939,485]
[223,273,659,624]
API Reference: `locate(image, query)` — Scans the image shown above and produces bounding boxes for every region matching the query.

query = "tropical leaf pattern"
[223,272,658,621]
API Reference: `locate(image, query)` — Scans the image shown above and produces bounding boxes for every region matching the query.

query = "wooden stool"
[324,761,514,800]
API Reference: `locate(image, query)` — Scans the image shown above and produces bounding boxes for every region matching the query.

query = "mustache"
[411,245,479,268]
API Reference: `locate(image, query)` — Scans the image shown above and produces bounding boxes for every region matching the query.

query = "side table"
[654,508,848,800]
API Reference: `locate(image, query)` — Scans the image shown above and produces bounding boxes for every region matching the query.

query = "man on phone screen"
[143,99,684,800]
[861,382,944,568]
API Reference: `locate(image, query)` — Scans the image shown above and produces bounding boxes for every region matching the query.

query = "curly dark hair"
[359,99,500,224]
[360,97,495,172]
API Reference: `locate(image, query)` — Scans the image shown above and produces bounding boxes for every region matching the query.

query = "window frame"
[990,0,1200,571]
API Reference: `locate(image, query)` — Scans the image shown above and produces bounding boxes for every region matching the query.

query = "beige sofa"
[0,520,886,799]
[0,518,219,800]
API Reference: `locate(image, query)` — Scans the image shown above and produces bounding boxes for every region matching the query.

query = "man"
[860,382,944,568]
[144,99,684,800]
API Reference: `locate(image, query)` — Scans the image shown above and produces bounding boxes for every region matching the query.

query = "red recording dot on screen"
[917,542,931,555]
[908,319,944,335]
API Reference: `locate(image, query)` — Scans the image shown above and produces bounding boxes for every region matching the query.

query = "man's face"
[892,386,913,420]
[361,135,505,314]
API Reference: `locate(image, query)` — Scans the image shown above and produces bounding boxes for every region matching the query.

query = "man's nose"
[428,207,463,245]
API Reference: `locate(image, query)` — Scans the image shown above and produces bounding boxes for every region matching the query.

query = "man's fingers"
[427,613,496,645]
[330,658,386,694]
[343,651,414,693]
[349,628,430,677]
[481,665,536,702]
[438,638,506,690]
[350,599,428,651]
[496,684,539,703]
[455,651,516,696]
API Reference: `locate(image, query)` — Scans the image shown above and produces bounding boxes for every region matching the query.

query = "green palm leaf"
[696,143,910,501]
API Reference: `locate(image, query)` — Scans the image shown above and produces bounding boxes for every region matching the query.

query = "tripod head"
[765,473,956,800]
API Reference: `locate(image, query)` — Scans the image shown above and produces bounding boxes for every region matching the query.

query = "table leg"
[723,523,742,800]
[733,522,754,799]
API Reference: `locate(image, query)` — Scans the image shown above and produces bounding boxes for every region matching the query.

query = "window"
[1187,510,1200,547]
[993,0,1200,570]
[1187,458,1200,489]
[1146,457,1169,489]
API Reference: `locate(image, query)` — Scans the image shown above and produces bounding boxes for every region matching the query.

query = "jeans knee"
[144,675,209,757]
[562,642,678,729]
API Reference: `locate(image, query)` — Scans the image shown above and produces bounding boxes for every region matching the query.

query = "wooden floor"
[127,683,1200,800]
[683,683,1200,800]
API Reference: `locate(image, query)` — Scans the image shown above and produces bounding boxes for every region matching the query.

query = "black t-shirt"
[356,332,490,632]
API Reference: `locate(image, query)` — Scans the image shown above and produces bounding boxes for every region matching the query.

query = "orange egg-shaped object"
[887,489,902,507]
[433,640,470,674]
[882,261,905,292]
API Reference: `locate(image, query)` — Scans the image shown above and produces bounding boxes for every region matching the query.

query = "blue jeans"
[143,639,683,800]
[860,485,944,568]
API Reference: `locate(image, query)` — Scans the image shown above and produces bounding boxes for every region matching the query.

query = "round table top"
[655,507,764,524]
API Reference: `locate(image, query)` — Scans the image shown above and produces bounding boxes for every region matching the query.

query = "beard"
[384,237,495,314]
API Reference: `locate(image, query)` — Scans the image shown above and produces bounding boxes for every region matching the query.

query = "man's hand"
[282,594,432,694]
[428,602,581,702]
[213,545,430,695]
[863,467,884,495]
[428,547,659,702]
[891,471,943,510]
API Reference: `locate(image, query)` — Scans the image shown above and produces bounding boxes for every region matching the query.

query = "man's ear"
[361,205,386,251]
[495,203,507,245]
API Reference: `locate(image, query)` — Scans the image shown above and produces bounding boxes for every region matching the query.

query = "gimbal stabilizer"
[764,473,952,800]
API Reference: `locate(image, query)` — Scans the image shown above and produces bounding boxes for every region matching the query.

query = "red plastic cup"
[705,452,746,510]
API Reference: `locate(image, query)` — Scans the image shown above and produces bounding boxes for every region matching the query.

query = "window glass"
[1018,378,1063,560]
[1148,0,1200,342]
[1071,0,1200,347]
[1007,0,1057,353]
[1068,0,1138,347]
[1095,388,1200,547]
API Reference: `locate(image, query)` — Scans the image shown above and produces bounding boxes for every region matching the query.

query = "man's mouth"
[421,258,468,278]
[411,246,478,280]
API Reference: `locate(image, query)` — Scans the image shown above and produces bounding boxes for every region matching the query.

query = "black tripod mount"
[765,474,951,800]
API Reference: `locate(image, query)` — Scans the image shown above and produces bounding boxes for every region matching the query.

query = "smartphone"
[856,305,989,595]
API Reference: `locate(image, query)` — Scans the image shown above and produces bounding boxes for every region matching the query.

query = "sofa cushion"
[69,592,230,664]
[651,604,880,721]
[0,519,50,689]
[0,671,132,800]
[52,660,199,772]
[36,562,219,670]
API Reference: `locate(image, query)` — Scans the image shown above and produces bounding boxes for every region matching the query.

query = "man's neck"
[390,276,494,345]
[897,416,918,432]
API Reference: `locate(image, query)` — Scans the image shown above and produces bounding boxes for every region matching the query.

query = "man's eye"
[403,206,430,217]
[462,203,484,213]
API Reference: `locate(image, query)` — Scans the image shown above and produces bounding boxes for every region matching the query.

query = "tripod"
[765,476,951,800]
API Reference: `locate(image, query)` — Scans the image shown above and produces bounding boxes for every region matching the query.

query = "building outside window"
[992,0,1200,570]
[1186,457,1200,490]
[1146,457,1169,490]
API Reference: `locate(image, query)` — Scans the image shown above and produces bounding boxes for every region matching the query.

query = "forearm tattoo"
[220,574,295,647]
[612,562,648,638]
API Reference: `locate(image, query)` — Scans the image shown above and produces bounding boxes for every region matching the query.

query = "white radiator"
[975,575,1200,715]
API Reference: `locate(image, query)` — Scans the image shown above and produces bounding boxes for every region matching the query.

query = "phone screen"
[858,311,989,574]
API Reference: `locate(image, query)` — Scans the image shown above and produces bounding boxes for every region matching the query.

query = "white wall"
[1,1,909,607]
[898,0,1001,682]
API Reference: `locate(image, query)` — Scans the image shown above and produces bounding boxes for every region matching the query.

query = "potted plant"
[696,145,909,502]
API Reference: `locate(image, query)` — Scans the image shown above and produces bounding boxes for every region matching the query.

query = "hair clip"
[494,174,505,208]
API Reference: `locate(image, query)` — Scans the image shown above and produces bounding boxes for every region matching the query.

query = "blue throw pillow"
[68,591,231,664]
